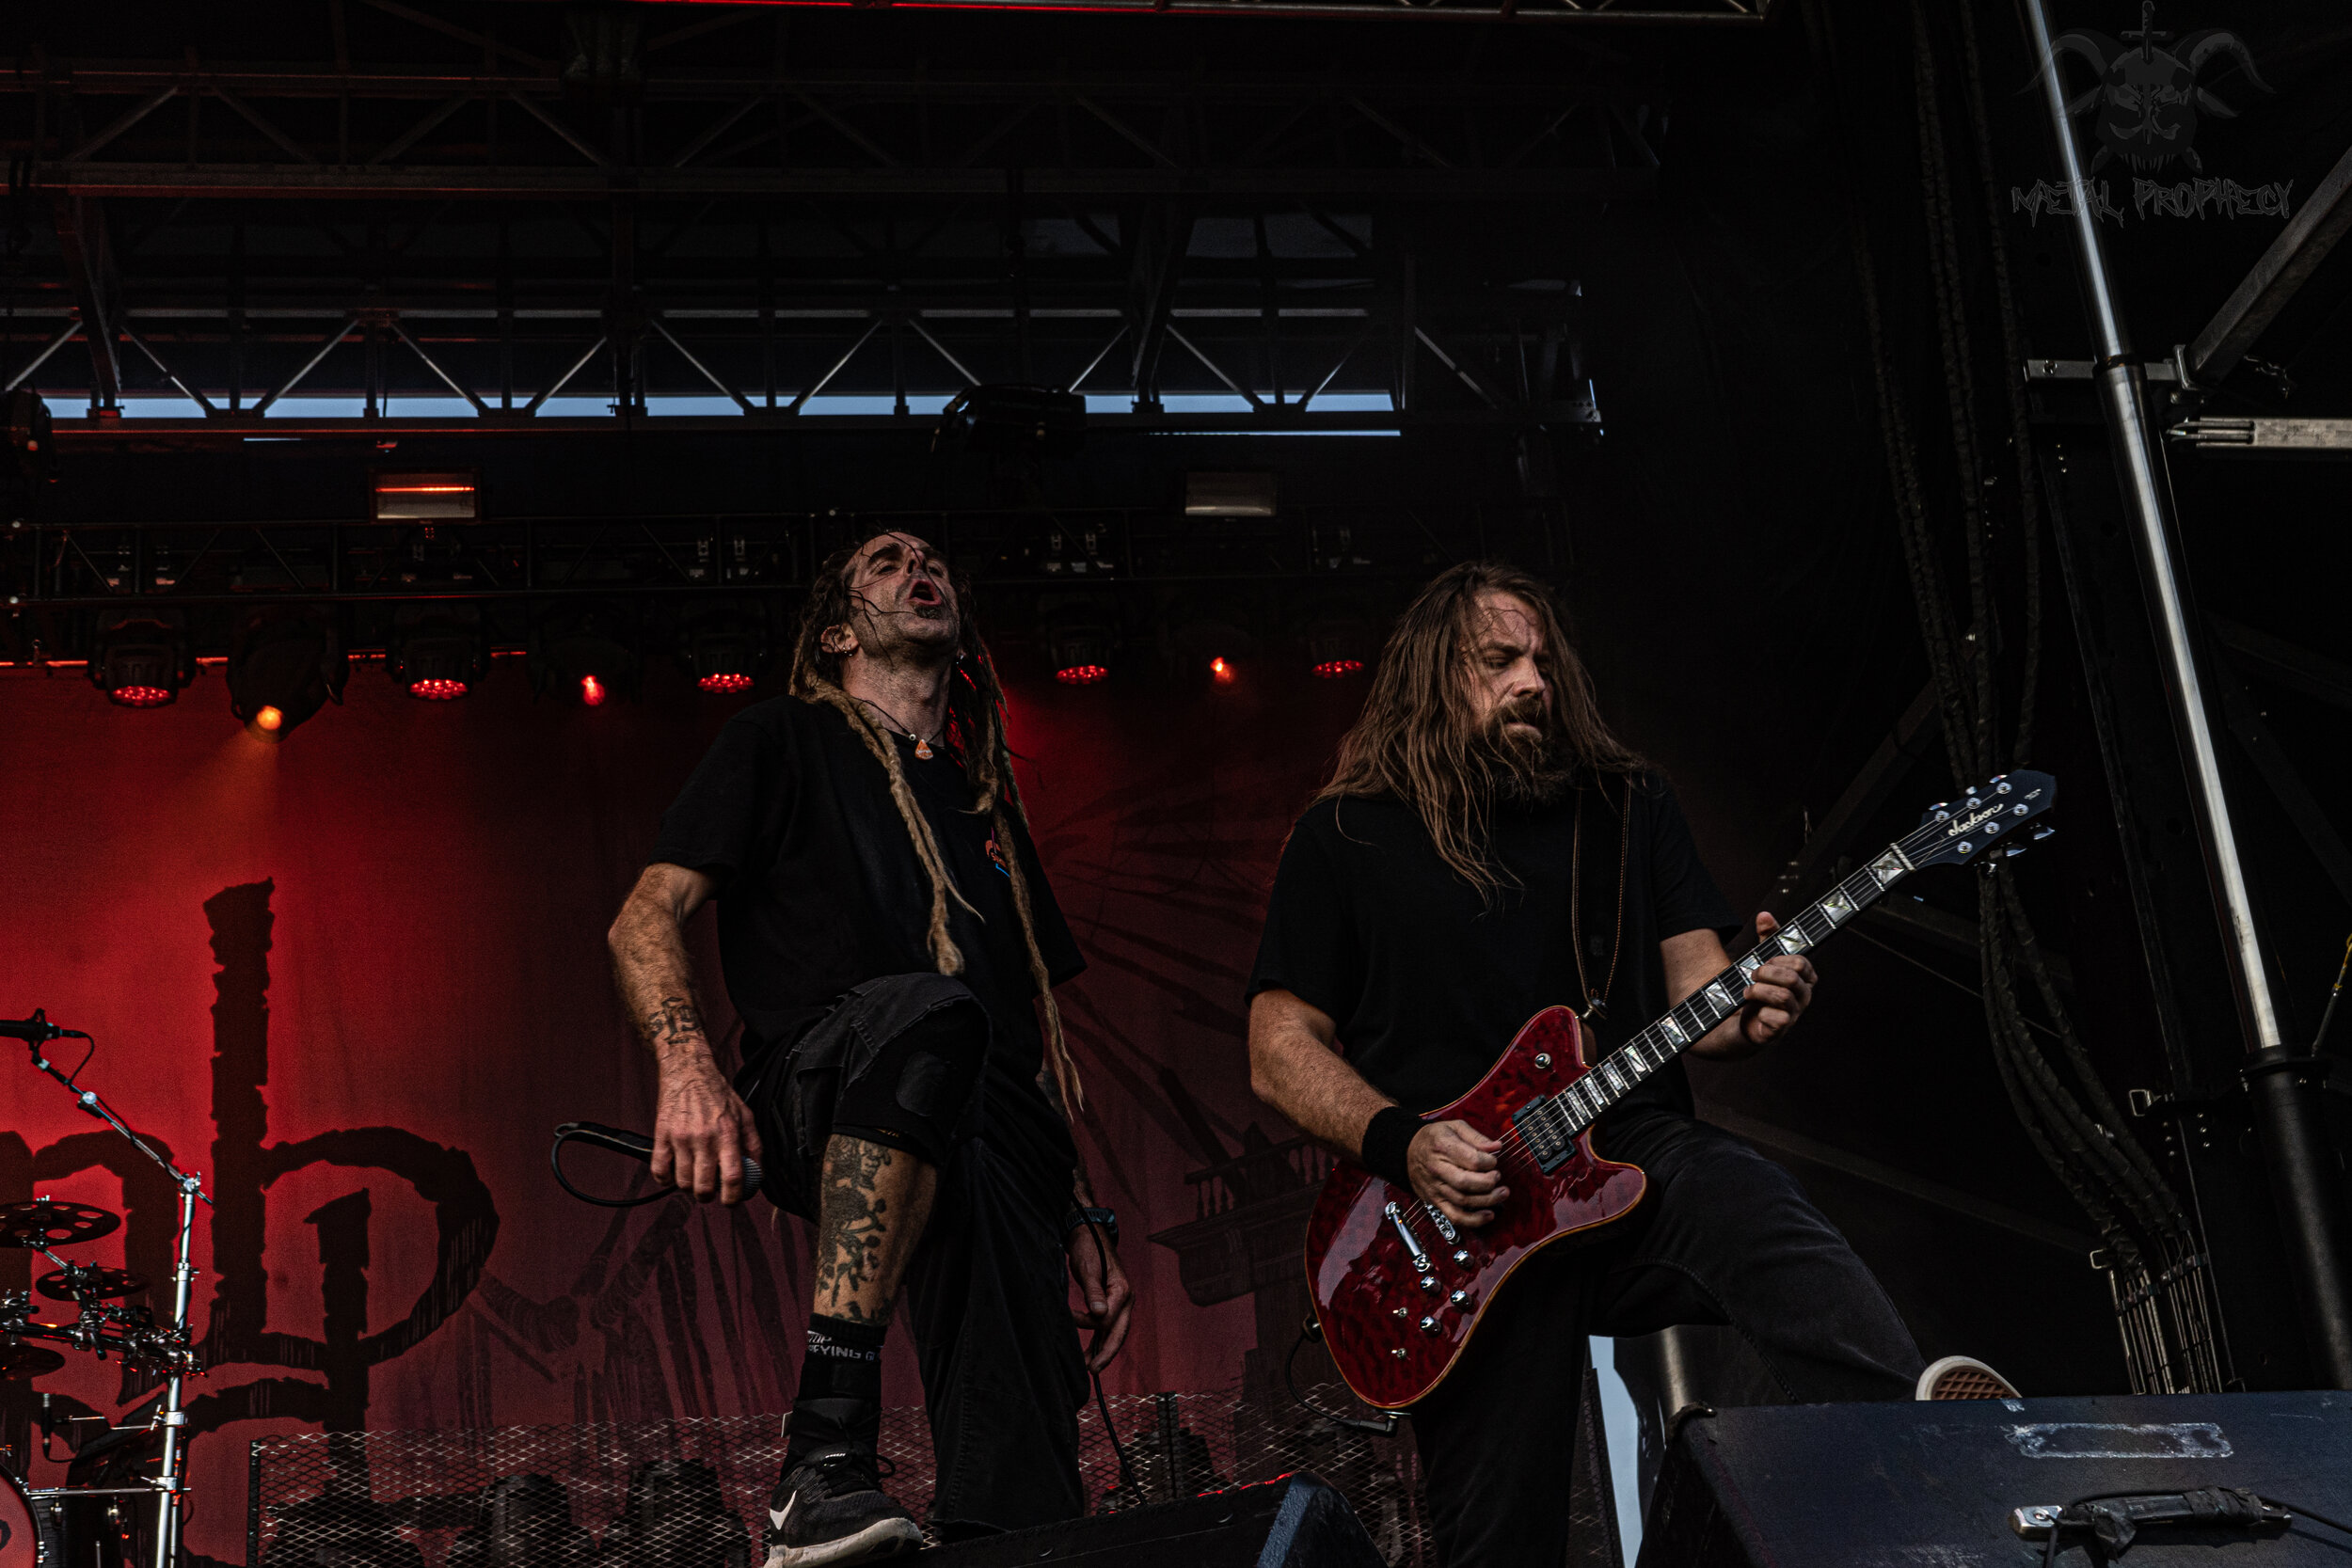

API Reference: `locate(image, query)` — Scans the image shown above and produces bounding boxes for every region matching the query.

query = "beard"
[1474,695,1578,806]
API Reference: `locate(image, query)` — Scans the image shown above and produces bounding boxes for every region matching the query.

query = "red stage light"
[697,671,755,693]
[580,673,607,706]
[1312,658,1366,680]
[1210,657,1234,685]
[408,677,469,701]
[1055,664,1109,687]
[110,685,177,708]
[254,705,285,732]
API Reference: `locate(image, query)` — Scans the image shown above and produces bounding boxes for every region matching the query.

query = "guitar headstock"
[1905,770,2057,870]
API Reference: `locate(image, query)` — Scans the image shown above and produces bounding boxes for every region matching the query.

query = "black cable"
[1282,1322,1399,1439]
[2263,1497,2352,1541]
[1075,1216,1138,1496]
[548,1126,673,1209]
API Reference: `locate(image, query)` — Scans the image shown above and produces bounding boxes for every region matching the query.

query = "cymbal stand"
[17,1009,212,1568]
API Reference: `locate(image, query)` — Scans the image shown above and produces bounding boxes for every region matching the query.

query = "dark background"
[2,0,2349,1558]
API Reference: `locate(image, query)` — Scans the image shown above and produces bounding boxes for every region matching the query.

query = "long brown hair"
[1316,562,1640,900]
[788,537,1086,1115]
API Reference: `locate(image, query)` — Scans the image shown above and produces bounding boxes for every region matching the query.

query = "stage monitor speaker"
[912,1471,1384,1568]
[1639,1390,2352,1566]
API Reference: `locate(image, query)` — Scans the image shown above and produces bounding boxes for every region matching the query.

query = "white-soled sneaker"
[762,1448,924,1568]
[1915,1354,2022,1401]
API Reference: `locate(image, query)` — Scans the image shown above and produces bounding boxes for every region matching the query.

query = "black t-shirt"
[1246,774,1741,1118]
[650,697,1086,1164]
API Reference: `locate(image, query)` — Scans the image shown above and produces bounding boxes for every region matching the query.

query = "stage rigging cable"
[1809,0,2224,1393]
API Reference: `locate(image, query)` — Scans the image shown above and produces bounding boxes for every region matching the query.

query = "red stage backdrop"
[0,656,1360,1565]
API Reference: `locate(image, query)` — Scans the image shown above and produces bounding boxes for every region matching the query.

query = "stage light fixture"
[1306,613,1372,680]
[532,602,639,705]
[389,605,487,700]
[372,470,479,522]
[1210,657,1234,685]
[229,607,348,740]
[686,610,764,694]
[1047,614,1115,686]
[88,614,195,708]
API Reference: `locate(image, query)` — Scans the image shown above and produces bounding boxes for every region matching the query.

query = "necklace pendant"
[914,737,933,760]
[1581,996,1609,1024]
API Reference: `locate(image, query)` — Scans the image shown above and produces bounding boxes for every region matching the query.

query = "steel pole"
[2023,0,2352,1386]
[153,1179,199,1568]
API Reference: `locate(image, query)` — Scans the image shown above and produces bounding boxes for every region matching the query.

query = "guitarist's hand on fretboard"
[1730,911,1819,1052]
[1409,1120,1511,1229]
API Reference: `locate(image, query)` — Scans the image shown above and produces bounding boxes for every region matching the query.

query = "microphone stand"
[16,1009,212,1568]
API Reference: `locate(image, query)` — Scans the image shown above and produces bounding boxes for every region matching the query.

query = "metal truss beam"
[40,402,1599,443]
[32,163,1652,201]
[2185,136,2352,388]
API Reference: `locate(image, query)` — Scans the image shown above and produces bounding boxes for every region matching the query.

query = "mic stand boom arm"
[15,1006,212,1568]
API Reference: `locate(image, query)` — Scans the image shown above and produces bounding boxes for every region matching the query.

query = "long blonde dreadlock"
[788,537,1086,1117]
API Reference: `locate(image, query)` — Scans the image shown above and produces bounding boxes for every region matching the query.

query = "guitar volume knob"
[1452,1249,1470,1266]
[1421,1275,1439,1293]
[1418,1316,1438,1334]
[1449,1290,1469,1307]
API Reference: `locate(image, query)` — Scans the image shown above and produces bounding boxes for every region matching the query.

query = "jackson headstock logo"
[2014,3,2284,226]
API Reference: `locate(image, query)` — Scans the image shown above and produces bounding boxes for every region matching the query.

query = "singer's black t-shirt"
[1246,774,1742,1118]
[649,696,1085,1181]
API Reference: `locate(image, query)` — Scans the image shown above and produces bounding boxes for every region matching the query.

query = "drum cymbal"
[0,1342,66,1380]
[37,1266,149,1302]
[0,1199,120,1248]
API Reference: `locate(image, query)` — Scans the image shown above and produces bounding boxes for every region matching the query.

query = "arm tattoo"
[643,995,707,1056]
[1038,1060,1096,1207]
[815,1141,895,1323]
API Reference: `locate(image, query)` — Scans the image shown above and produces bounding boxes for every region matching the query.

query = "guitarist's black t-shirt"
[1246,772,1741,1118]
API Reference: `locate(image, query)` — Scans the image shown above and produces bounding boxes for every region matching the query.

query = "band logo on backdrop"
[2011,3,2285,226]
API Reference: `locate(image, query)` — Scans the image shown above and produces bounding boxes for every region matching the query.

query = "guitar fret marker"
[1779,927,1810,954]
[1660,1016,1688,1047]
[1821,891,1853,925]
[1705,980,1736,1012]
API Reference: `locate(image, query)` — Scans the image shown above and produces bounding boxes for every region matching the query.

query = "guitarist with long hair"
[1247,562,2009,1567]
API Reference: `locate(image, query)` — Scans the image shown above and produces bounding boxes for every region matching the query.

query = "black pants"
[1410,1111,1924,1568]
[741,975,1089,1536]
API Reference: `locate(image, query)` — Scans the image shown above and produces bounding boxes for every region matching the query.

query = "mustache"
[1488,694,1549,733]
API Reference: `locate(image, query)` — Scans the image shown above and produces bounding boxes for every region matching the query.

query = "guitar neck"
[1556,843,1915,1130]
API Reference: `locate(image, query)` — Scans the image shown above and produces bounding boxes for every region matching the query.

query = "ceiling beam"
[35,162,1655,201]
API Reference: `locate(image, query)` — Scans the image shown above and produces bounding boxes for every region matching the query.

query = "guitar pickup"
[1512,1097,1573,1173]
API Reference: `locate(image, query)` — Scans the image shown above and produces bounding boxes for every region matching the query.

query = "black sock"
[787,1314,887,1460]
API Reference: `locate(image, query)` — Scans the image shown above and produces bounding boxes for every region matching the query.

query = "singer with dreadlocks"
[1247,562,2017,1568]
[609,531,1131,1567]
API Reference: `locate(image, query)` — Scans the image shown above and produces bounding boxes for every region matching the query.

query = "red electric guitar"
[1302,770,2057,1410]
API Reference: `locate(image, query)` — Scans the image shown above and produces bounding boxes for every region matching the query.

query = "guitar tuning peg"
[2032,826,2055,842]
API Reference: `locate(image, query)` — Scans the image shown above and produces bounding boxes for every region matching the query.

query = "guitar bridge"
[1512,1096,1574,1173]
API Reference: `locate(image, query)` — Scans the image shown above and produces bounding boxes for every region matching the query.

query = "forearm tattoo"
[816,1140,895,1323]
[644,995,707,1055]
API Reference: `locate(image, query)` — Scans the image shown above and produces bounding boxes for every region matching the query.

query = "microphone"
[1,1012,88,1044]
[551,1120,765,1202]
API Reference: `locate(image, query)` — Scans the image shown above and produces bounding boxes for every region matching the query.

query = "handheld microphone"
[550,1120,766,1207]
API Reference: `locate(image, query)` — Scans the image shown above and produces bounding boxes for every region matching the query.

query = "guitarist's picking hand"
[1738,911,1818,1049]
[1409,1120,1509,1228]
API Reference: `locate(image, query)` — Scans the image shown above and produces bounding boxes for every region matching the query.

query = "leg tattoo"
[812,1134,938,1324]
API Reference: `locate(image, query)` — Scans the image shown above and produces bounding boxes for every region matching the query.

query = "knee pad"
[833,1001,988,1168]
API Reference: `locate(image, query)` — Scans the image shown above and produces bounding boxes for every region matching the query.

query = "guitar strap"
[1569,774,1632,1027]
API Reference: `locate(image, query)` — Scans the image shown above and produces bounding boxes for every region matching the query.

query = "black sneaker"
[762,1448,923,1568]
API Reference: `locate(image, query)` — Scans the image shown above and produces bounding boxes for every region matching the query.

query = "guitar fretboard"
[1525,825,1941,1154]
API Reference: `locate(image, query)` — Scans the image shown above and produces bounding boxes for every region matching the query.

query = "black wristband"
[1359,1105,1424,1191]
